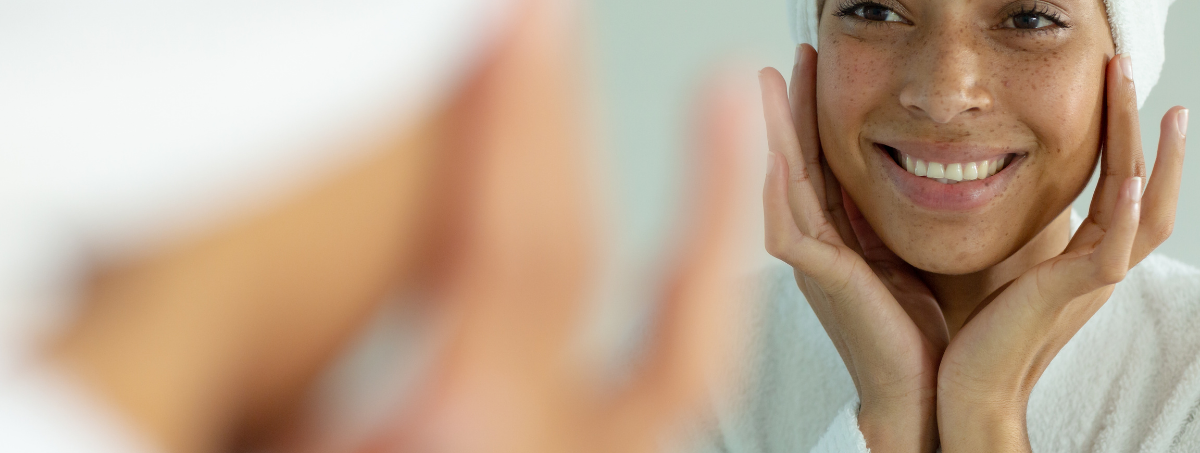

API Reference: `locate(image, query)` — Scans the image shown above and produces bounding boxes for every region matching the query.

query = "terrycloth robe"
[692,217,1200,452]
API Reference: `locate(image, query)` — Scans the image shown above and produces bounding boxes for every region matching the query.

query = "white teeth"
[927,162,945,178]
[963,162,978,180]
[893,150,1014,184]
[945,163,963,181]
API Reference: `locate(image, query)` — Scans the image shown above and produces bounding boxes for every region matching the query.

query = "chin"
[897,245,1007,275]
[871,210,1029,275]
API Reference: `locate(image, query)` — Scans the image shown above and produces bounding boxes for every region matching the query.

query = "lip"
[877,139,1018,163]
[876,143,1025,211]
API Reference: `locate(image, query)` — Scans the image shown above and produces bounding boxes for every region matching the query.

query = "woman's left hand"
[936,54,1188,452]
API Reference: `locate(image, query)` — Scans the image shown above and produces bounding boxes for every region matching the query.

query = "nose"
[897,28,994,124]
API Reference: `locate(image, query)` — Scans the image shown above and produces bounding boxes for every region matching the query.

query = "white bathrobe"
[693,218,1200,452]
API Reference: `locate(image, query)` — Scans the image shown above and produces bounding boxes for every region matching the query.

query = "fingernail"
[1119,54,1134,81]
[1131,177,1143,220]
[795,46,802,65]
[766,152,776,175]
[1179,109,1189,138]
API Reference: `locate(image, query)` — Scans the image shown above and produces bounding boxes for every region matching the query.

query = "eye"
[999,4,1069,31]
[1005,12,1055,29]
[835,1,907,23]
[855,3,904,22]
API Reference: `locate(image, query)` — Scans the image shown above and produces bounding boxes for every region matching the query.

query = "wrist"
[858,395,939,453]
[937,398,1029,453]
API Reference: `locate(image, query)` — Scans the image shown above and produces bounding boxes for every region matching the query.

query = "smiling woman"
[691,0,1196,452]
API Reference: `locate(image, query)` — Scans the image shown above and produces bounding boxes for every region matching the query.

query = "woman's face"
[816,0,1116,274]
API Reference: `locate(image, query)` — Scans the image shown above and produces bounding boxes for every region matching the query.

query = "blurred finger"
[609,75,758,451]
[363,1,595,451]
[1132,106,1188,265]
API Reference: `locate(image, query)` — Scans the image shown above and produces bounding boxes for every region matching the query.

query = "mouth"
[875,142,1027,211]
[879,144,1020,184]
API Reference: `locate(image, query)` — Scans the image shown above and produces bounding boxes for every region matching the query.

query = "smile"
[881,145,1019,184]
[876,142,1028,211]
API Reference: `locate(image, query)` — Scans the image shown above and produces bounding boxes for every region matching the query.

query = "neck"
[921,209,1074,338]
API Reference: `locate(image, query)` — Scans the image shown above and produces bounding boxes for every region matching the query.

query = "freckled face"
[816,0,1115,274]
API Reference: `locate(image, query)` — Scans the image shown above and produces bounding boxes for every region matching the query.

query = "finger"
[1089,54,1146,227]
[1051,177,1142,301]
[367,1,595,450]
[761,67,836,239]
[765,152,844,276]
[1131,106,1188,265]
[844,187,898,263]
[790,44,861,254]
[822,164,863,254]
[609,76,758,447]
[1090,177,1142,284]
[788,44,826,203]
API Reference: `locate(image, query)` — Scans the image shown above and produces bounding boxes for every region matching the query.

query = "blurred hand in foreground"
[353,1,759,452]
[51,1,758,452]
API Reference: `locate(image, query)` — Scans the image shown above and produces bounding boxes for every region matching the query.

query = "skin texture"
[816,0,1112,292]
[760,0,1189,451]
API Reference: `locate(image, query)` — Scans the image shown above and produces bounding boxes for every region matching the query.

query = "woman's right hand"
[760,44,949,453]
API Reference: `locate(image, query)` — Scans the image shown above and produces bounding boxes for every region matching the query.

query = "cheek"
[998,52,1105,145]
[817,39,891,113]
[816,38,900,167]
[998,51,1106,193]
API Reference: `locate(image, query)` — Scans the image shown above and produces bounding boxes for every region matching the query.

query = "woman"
[696,0,1194,451]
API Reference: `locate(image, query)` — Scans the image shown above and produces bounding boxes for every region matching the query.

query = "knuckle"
[766,237,803,268]
[1093,263,1128,286]
[821,274,854,300]
[766,245,787,262]
[765,237,787,259]
[805,157,822,170]
[790,169,811,184]
[1149,218,1175,245]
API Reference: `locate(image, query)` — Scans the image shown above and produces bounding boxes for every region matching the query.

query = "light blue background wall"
[590,0,1200,269]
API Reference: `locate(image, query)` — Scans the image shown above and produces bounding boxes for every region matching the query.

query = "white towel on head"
[1105,0,1177,107]
[787,0,1178,108]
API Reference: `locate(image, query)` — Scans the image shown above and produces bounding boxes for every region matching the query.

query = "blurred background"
[592,0,1200,269]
